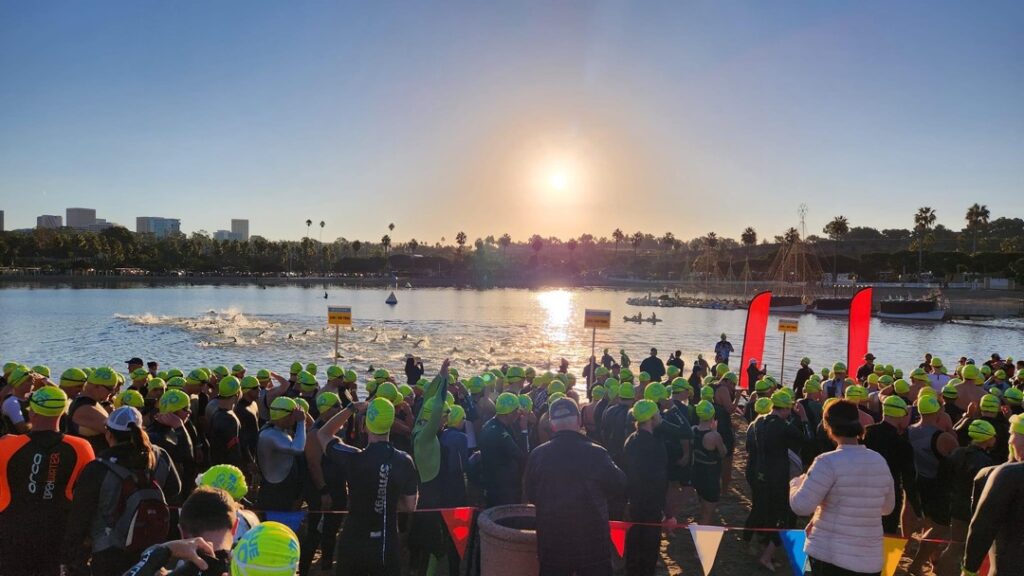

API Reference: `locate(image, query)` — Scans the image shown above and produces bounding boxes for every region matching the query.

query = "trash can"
[477,504,539,576]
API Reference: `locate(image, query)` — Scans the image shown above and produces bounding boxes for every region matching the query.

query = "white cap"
[107,406,143,432]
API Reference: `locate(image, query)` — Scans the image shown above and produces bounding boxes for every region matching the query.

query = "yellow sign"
[328,306,352,326]
[778,319,799,333]
[584,309,612,329]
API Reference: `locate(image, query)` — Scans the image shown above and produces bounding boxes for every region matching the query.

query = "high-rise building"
[0,210,5,232]
[231,219,249,242]
[136,217,181,238]
[213,230,233,241]
[66,208,97,229]
[36,215,63,229]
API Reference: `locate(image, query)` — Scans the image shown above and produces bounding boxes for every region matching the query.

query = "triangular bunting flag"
[688,524,726,575]
[881,536,907,576]
[440,507,474,559]
[608,521,629,558]
[979,554,991,576]
[779,530,808,576]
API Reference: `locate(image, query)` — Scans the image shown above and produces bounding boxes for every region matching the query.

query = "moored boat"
[811,297,852,316]
[876,298,947,321]
[769,295,807,313]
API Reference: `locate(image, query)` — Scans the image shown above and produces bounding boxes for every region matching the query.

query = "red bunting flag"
[608,520,629,557]
[739,291,772,390]
[847,287,873,379]
[441,507,474,559]
[979,555,991,576]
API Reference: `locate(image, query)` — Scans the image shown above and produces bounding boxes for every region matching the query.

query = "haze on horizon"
[1,1,1022,243]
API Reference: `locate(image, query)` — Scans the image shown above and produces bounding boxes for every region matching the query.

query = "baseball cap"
[125,357,144,365]
[107,406,144,432]
[549,397,580,420]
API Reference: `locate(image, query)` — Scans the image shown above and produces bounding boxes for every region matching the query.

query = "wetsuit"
[658,404,693,486]
[147,420,196,504]
[743,393,770,423]
[863,420,920,534]
[796,397,824,468]
[0,431,95,576]
[234,397,260,480]
[963,462,1024,576]
[256,423,306,519]
[943,400,964,426]
[599,403,632,466]
[623,428,667,576]
[207,405,244,468]
[746,414,805,545]
[793,366,813,398]
[946,445,993,522]
[323,439,418,576]
[710,385,736,457]
[409,371,453,573]
[67,395,110,455]
[478,416,528,508]
[591,397,609,443]
[692,427,722,503]
[908,423,951,526]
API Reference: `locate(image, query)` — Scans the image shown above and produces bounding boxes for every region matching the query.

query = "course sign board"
[328,306,352,326]
[777,319,799,333]
[584,309,612,329]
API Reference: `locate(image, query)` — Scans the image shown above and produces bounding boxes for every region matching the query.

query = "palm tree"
[566,239,578,261]
[783,227,800,245]
[455,231,467,253]
[823,216,849,295]
[660,232,675,253]
[352,240,362,258]
[529,234,544,255]
[381,235,391,258]
[914,207,937,280]
[965,203,990,254]
[612,228,625,254]
[408,238,419,254]
[740,227,757,293]
[389,222,395,233]
[498,233,512,258]
[631,231,643,256]
[305,219,312,239]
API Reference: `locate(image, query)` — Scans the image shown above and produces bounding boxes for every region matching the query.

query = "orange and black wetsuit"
[0,430,95,576]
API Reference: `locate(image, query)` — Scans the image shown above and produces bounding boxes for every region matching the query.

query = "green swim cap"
[525,367,537,379]
[231,364,246,375]
[548,380,566,396]
[519,394,534,412]
[771,390,794,409]
[30,365,50,378]
[127,367,148,381]
[619,368,634,383]
[1016,369,1024,380]
[376,382,399,404]
[605,379,619,398]
[638,371,651,383]
[882,395,908,418]
[644,382,668,402]
[30,386,68,417]
[148,378,166,391]
[495,393,519,415]
[724,372,738,384]
[293,397,309,413]
[910,368,929,382]
[416,377,430,390]
[365,397,395,434]
[397,384,414,399]
[546,392,565,406]
[873,364,886,375]
[448,404,466,428]
[199,464,250,501]
[700,385,714,402]
[980,394,1001,413]
[167,376,187,389]
[968,419,997,443]
[305,363,317,375]
[373,368,390,382]
[754,397,773,415]
[962,365,981,382]
[213,366,230,378]
[800,357,811,366]
[878,375,894,387]
[445,391,456,408]
[618,383,635,400]
[981,365,992,376]
[2,361,18,377]
[867,374,880,386]
[754,379,771,393]
[466,376,484,394]
[187,369,209,385]
[159,389,191,414]
[59,367,88,389]
[917,395,941,415]
[241,376,261,390]
[591,385,606,399]
[231,521,300,576]
[832,362,847,374]
[448,367,460,381]
[114,389,145,409]
[941,382,959,399]
[1003,387,1022,405]
[821,367,830,378]
[297,371,318,393]
[988,387,1003,399]
[892,379,910,395]
[695,400,715,421]
[671,377,692,393]
[344,369,358,384]
[1010,414,1024,435]
[715,363,728,377]
[218,376,241,398]
[316,391,341,412]
[290,362,303,375]
[804,379,822,393]
[506,366,525,382]
[87,366,118,388]
[631,399,659,423]
[919,386,937,398]
[269,397,297,420]
[995,369,1007,380]
[326,365,344,380]
[166,368,184,379]
[256,369,272,382]
[844,385,868,403]
[365,380,379,395]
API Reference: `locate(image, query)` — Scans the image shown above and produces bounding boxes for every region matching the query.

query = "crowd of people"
[0,345,1022,576]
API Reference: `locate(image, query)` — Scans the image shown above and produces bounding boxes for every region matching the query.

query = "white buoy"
[386,291,398,305]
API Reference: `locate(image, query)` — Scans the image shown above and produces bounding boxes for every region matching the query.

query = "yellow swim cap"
[695,400,716,421]
[495,392,519,415]
[30,386,68,417]
[979,394,1001,413]
[365,397,396,435]
[754,397,773,415]
[199,464,249,501]
[269,397,297,421]
[882,395,908,418]
[159,389,191,414]
[114,389,145,410]
[917,395,941,415]
[968,419,997,443]
[644,383,668,402]
[631,399,659,423]
[316,392,341,412]
[59,368,88,389]
[231,521,300,576]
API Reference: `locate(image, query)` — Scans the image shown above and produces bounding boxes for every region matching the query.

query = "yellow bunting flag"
[688,524,726,575]
[881,536,908,576]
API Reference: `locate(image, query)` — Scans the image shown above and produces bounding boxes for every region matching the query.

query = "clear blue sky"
[2,1,1022,242]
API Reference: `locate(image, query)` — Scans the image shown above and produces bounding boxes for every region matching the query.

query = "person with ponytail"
[61,407,181,576]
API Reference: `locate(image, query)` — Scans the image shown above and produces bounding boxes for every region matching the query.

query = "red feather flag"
[847,287,873,379]
[739,291,772,390]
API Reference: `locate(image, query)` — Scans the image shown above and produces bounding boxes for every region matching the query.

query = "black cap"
[147,361,158,368]
[864,353,875,361]
[549,397,580,420]
[125,357,143,365]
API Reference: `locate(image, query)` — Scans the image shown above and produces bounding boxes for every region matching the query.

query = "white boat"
[385,291,398,305]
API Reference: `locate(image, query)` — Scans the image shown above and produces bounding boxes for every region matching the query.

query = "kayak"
[623,316,663,324]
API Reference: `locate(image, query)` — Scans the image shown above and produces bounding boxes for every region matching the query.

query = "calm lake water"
[2,286,1022,389]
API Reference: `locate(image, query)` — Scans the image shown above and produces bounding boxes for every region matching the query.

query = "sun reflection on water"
[536,289,573,343]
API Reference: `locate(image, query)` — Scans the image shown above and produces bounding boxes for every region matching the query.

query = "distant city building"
[36,215,63,229]
[66,207,97,229]
[136,216,181,238]
[0,210,5,232]
[231,219,249,242]
[213,230,233,241]
[84,219,114,232]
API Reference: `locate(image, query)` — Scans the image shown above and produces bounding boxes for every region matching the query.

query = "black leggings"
[809,557,880,576]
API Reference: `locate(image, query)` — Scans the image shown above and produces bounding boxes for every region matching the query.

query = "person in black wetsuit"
[863,395,920,537]
[793,357,814,399]
[745,390,809,571]
[478,392,529,508]
[235,376,261,485]
[0,387,95,576]
[691,400,727,525]
[299,391,345,575]
[208,376,244,468]
[148,389,197,505]
[623,399,676,576]
[601,382,636,467]
[318,397,418,576]
[651,381,693,521]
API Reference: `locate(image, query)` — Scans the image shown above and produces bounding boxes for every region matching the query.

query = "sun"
[547,170,569,191]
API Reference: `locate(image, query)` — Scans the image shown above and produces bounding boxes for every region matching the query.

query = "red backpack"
[96,458,170,554]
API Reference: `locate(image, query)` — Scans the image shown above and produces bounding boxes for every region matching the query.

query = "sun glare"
[536,289,573,342]
[548,170,568,191]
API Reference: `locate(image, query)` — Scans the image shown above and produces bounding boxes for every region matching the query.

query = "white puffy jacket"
[789,444,895,573]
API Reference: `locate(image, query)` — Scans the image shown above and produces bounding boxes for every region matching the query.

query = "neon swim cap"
[700,386,714,401]
[167,376,186,389]
[290,362,303,375]
[297,371,318,393]
[187,369,209,385]
[30,386,68,417]
[988,387,1003,399]
[519,394,534,413]
[591,385,606,400]
[631,399,659,423]
[129,367,150,381]
[961,365,981,382]
[702,375,715,387]
[231,364,246,375]
[365,381,379,395]
[365,397,396,434]
[754,397,773,416]
[995,370,1007,380]
[893,379,911,395]
[619,368,634,383]
[666,366,680,379]
[147,378,166,391]
[1010,414,1024,435]
[547,380,566,396]
[942,383,959,399]
[466,376,484,394]
[832,362,847,373]
[771,390,794,409]
[919,386,937,397]
[199,464,249,501]
[269,397,297,420]
[376,382,399,404]
[218,376,241,398]
[326,365,344,380]
[87,367,118,388]
[449,367,460,381]
[800,357,811,366]
[445,391,455,408]
[525,367,537,379]
[506,366,525,382]
[1003,387,1022,406]
[547,392,565,406]
[316,392,341,412]
[240,376,260,391]
[397,384,414,399]
[981,365,992,377]
[159,389,191,414]
[894,368,903,379]
[114,389,145,409]
[930,357,943,368]
[882,395,908,418]
[979,394,1001,413]
[448,405,466,428]
[26,365,47,379]
[256,369,272,382]
[60,368,88,389]
[804,379,822,393]
[844,385,868,403]
[231,521,300,576]
[618,383,635,400]
[867,374,880,386]
[715,363,729,377]
[638,372,651,383]
[304,363,317,375]
[754,379,771,393]
[917,395,941,415]
[165,368,183,379]
[293,398,309,413]
[1016,369,1024,380]
[644,382,669,402]
[212,366,229,379]
[724,372,738,384]
[2,362,18,377]
[372,369,390,383]
[605,379,620,398]
[495,393,519,415]
[878,375,894,386]
[671,377,692,394]
[968,419,997,443]
[695,400,715,421]
[344,369,358,384]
